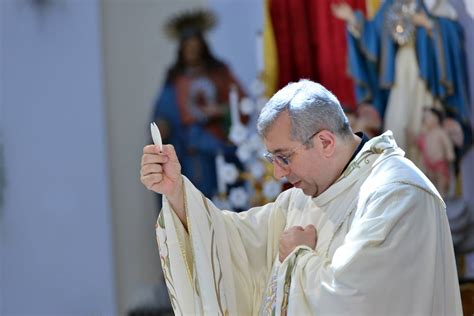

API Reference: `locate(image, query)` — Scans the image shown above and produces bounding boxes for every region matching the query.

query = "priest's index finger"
[143,144,160,154]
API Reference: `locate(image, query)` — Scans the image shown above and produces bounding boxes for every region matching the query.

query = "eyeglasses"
[263,130,321,167]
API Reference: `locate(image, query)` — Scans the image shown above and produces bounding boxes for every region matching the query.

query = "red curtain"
[270,0,366,110]
[270,0,314,88]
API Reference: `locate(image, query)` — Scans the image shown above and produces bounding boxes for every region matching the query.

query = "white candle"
[229,85,240,128]
[215,152,226,195]
[256,30,264,75]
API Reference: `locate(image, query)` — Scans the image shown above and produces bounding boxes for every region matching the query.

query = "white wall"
[208,0,264,89]
[0,0,116,315]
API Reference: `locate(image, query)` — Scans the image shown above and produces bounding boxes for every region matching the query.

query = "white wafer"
[150,122,163,151]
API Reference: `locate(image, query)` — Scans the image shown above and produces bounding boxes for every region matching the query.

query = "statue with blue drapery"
[332,0,471,160]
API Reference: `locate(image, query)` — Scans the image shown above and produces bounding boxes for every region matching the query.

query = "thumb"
[304,225,317,249]
[304,224,316,234]
[162,144,179,162]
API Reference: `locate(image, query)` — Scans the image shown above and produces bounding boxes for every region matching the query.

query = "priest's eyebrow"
[267,147,290,155]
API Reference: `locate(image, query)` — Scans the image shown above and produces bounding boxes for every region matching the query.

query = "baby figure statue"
[415,107,455,198]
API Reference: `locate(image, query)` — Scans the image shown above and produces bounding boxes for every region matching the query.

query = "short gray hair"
[257,79,352,144]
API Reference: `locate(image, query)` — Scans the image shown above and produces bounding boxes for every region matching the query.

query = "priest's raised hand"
[140,144,186,226]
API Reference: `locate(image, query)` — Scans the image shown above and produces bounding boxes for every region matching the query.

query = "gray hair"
[257,79,352,144]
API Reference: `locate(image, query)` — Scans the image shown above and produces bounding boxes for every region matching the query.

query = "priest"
[140,79,462,315]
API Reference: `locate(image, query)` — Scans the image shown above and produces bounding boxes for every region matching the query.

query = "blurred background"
[0,0,473,315]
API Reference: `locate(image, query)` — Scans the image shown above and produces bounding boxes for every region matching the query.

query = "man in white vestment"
[140,79,462,315]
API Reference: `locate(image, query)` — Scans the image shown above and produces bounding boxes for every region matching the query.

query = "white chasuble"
[156,131,462,315]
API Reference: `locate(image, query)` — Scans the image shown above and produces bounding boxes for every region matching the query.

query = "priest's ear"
[315,130,336,157]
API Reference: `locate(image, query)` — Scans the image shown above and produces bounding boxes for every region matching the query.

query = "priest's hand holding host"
[141,144,186,226]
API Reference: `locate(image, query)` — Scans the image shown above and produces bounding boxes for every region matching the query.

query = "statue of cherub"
[414,107,455,198]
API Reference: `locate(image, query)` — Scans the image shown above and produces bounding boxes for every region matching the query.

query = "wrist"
[166,176,184,204]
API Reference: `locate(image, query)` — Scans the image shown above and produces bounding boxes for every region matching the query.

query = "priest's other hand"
[140,144,182,197]
[279,225,317,262]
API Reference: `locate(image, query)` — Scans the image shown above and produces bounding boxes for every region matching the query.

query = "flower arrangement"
[212,79,287,211]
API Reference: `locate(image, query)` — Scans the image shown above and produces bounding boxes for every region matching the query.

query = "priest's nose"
[273,162,290,180]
